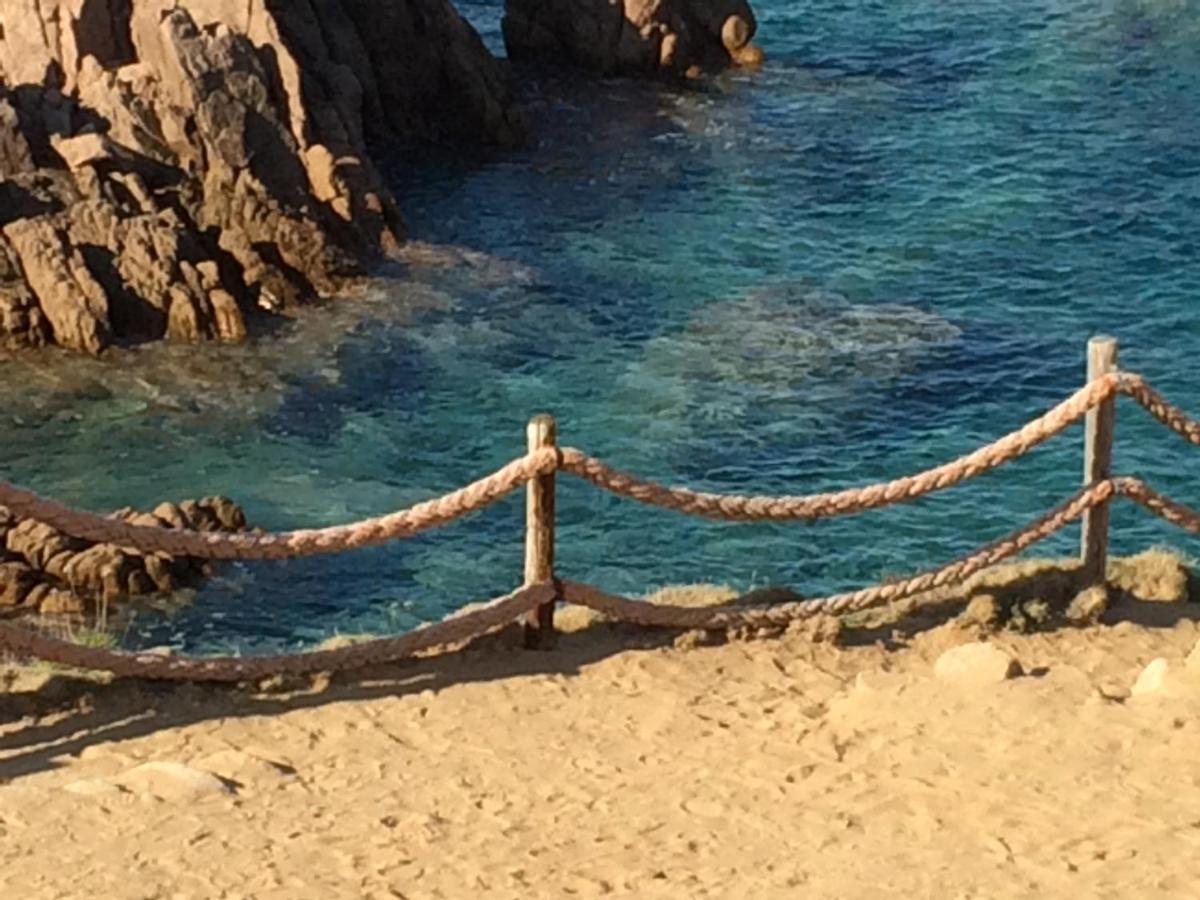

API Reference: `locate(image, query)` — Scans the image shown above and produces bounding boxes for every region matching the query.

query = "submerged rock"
[614,283,961,433]
[0,0,525,354]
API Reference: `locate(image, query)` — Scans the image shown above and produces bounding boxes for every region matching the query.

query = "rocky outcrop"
[0,0,525,353]
[502,0,764,76]
[0,496,247,615]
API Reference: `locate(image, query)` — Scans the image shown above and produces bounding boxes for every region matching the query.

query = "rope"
[0,448,558,560]
[557,373,1121,521]
[0,582,555,681]
[559,479,1113,629]
[1119,374,1200,447]
[3,370,1199,562]
[1,475,1196,680]
[1115,476,1200,534]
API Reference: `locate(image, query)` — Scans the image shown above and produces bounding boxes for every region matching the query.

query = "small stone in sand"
[1066,586,1109,625]
[934,642,1020,686]
[63,778,128,798]
[1131,658,1170,697]
[119,761,233,800]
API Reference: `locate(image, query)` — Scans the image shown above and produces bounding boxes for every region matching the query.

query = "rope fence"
[2,336,1199,681]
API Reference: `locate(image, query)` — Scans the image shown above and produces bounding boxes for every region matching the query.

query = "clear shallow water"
[4,0,1200,652]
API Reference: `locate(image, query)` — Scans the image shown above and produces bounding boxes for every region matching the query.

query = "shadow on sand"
[3,556,1199,783]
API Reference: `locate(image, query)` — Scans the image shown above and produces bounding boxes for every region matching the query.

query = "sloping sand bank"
[4,557,1200,899]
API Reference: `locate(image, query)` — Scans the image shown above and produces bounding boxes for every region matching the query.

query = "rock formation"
[0,0,526,353]
[0,495,247,615]
[502,0,764,76]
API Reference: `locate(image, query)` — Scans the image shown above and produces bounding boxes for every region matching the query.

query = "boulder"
[0,0,526,353]
[2,215,112,354]
[7,519,87,570]
[503,0,763,75]
[63,543,142,601]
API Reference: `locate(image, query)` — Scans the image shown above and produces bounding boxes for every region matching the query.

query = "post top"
[527,413,557,444]
[1088,335,1118,347]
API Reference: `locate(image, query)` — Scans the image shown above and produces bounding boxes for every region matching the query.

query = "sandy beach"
[4,558,1200,899]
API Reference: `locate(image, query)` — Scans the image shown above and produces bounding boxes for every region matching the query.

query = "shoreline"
[3,555,1200,898]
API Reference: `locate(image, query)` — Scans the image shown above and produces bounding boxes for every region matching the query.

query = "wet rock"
[504,0,762,75]
[934,642,1021,686]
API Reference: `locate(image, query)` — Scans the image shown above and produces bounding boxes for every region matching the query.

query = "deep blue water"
[3,0,1200,652]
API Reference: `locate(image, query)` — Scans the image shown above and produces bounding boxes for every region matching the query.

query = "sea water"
[2,0,1199,652]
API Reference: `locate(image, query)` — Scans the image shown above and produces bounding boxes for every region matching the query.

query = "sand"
[4,561,1200,899]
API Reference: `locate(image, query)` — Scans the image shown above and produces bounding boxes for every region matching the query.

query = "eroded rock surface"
[0,496,247,615]
[503,0,764,75]
[0,0,525,353]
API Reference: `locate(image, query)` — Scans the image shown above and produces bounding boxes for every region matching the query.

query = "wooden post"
[1081,336,1118,587]
[524,414,557,648]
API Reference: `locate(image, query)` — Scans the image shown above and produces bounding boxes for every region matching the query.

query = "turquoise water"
[4,0,1200,652]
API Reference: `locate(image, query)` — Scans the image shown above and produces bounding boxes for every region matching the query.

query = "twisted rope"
[561,480,1115,629]
[1119,374,1200,447]
[1115,476,1200,534]
[557,374,1121,521]
[0,449,558,560]
[0,582,555,681]
[3,476,1199,680]
[3,370,1199,563]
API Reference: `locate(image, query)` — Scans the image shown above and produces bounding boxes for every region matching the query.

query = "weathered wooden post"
[524,414,557,648]
[1081,336,1118,587]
